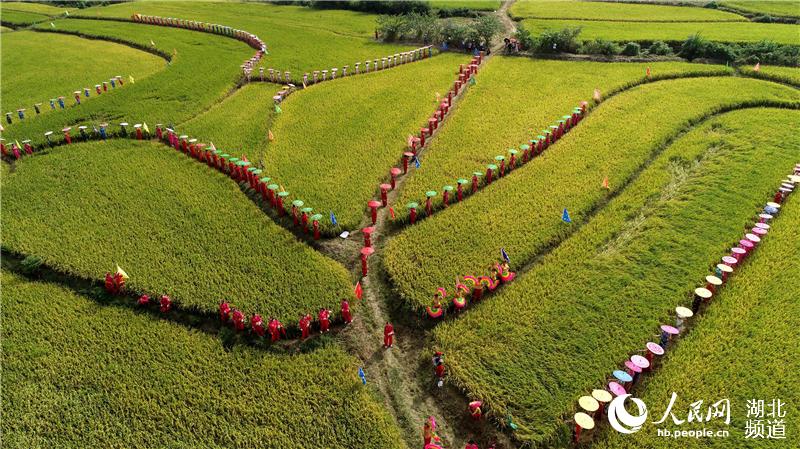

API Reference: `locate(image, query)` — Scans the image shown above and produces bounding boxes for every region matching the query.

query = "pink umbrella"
[608,382,626,396]
[631,354,650,370]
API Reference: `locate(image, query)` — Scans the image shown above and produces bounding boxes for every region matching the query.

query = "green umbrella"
[472,171,483,178]
[519,144,530,151]
[426,191,437,198]
[292,200,304,208]
[487,164,498,171]
[494,155,505,162]
[509,149,518,156]
[537,135,546,141]
[259,176,271,183]
[251,169,263,176]
[443,185,454,192]
[247,167,258,173]
[310,214,323,222]
[220,153,230,160]
[562,115,572,120]
[457,178,469,185]
[278,191,290,198]
[406,202,418,209]
[267,184,279,191]
[236,160,250,167]
[301,207,313,214]
[228,157,240,164]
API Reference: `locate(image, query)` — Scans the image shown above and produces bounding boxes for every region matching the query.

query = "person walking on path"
[384,322,394,348]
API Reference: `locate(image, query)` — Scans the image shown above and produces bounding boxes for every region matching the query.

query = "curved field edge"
[3,18,252,145]
[385,77,800,313]
[0,269,406,449]
[394,57,734,219]
[593,192,800,449]
[263,52,471,232]
[431,107,800,445]
[0,139,354,325]
[1,30,164,114]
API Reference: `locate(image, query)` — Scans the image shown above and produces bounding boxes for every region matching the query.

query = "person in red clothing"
[340,299,352,325]
[384,322,394,348]
[232,309,245,331]
[219,301,231,323]
[433,351,446,386]
[299,313,311,340]
[268,317,284,342]
[318,308,331,333]
[465,440,479,449]
[251,314,266,337]
[469,401,483,421]
[137,294,150,307]
[159,295,172,313]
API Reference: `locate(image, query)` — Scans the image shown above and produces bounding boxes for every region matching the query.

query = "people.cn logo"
[608,394,649,434]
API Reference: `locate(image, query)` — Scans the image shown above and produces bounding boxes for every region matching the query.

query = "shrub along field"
[432,108,800,445]
[520,18,800,45]
[1,31,163,115]
[72,1,416,79]
[3,18,252,146]
[510,0,747,22]
[264,52,470,232]
[1,270,406,449]
[396,57,733,212]
[594,190,800,448]
[386,76,799,313]
[1,140,353,323]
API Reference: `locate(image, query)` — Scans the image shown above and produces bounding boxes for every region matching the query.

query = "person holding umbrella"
[384,322,394,348]
[465,440,480,449]
[469,401,483,420]
[219,301,231,323]
[159,295,172,313]
[340,299,352,325]
[299,313,312,340]
[318,307,332,333]
[232,308,245,331]
[268,317,285,342]
[251,314,266,337]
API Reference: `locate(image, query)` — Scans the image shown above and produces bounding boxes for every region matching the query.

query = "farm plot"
[180,83,283,152]
[1,270,406,449]
[396,57,733,213]
[432,108,800,445]
[74,1,416,79]
[3,18,252,146]
[744,64,800,87]
[385,77,800,313]
[0,140,353,324]
[510,0,747,22]
[262,52,470,232]
[1,31,163,115]
[429,0,502,11]
[594,192,800,448]
[0,1,73,16]
[520,19,800,45]
[721,0,800,18]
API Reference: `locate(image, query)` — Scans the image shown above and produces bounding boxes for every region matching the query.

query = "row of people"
[427,261,515,318]
[219,299,354,342]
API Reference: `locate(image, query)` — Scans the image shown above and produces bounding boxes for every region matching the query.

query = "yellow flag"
[129,75,135,84]
[173,48,178,56]
[268,129,274,142]
[116,265,130,279]
[279,184,285,192]
[143,122,150,135]
[150,39,156,47]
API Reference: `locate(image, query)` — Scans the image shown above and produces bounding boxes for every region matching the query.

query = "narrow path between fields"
[332,2,520,448]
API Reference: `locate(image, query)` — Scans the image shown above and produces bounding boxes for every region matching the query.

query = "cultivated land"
[1,270,406,449]
[265,52,470,231]
[433,108,800,445]
[510,0,748,22]
[386,77,800,312]
[520,18,800,44]
[1,30,163,113]
[72,1,417,79]
[594,183,800,449]
[396,58,733,214]
[1,140,353,323]
[2,1,799,447]
[721,0,800,18]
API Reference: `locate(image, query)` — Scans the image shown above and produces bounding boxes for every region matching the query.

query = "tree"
[474,15,502,48]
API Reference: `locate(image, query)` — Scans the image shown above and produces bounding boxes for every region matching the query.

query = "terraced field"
[1,140,353,323]
[2,1,798,448]
[73,1,416,78]
[386,77,800,312]
[1,31,163,114]
[594,184,800,449]
[396,58,733,215]
[721,0,800,18]
[432,108,800,444]
[1,270,405,449]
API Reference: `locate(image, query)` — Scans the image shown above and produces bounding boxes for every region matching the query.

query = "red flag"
[268,130,274,142]
[646,67,651,78]
[389,207,396,220]
[602,177,609,189]
[354,281,363,300]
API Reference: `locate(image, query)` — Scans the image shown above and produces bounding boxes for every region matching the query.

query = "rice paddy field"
[2,1,798,448]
